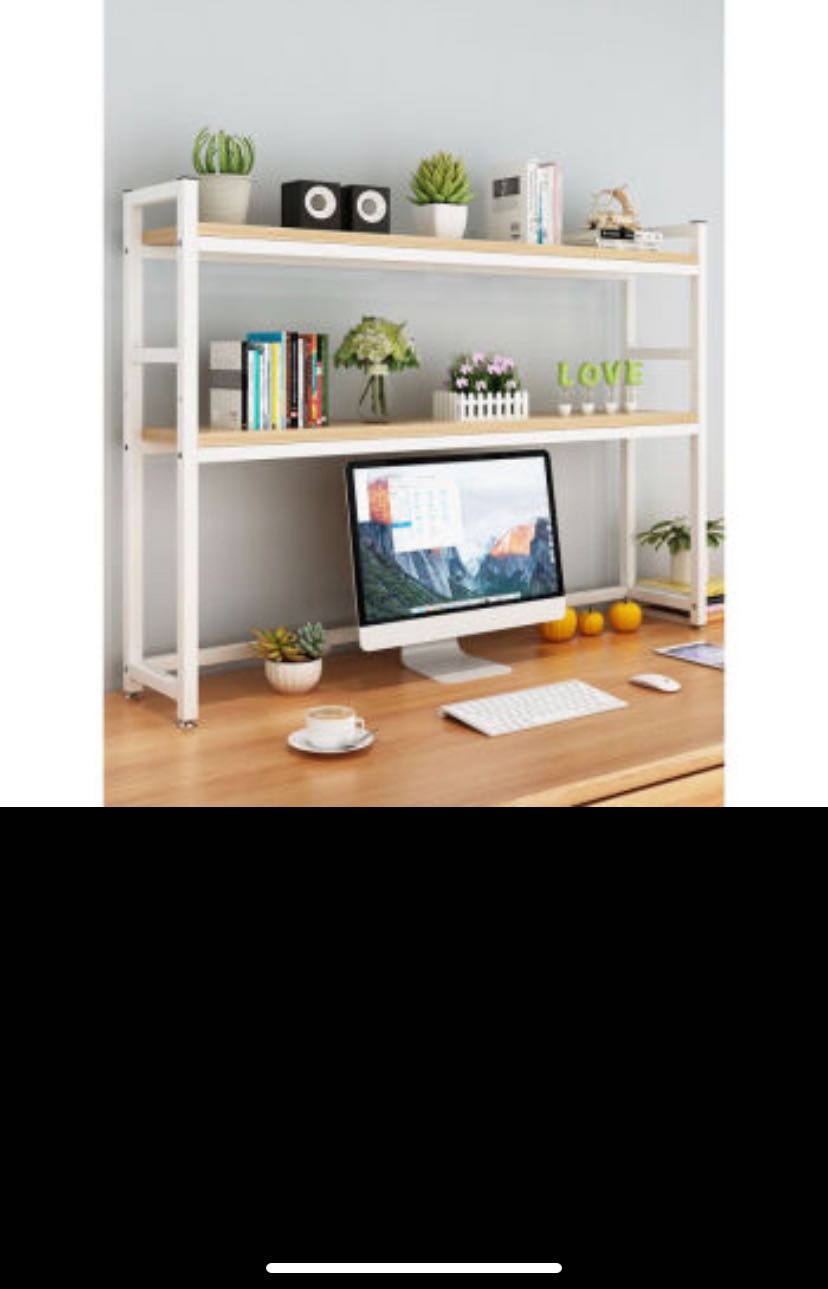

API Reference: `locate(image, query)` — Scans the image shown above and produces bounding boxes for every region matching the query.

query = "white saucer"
[288,729,374,756]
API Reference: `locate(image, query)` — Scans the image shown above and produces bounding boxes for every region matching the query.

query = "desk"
[105,619,724,807]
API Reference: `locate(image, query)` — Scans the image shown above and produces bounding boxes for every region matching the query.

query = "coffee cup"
[305,705,366,750]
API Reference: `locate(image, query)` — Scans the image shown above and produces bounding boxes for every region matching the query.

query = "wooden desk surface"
[105,620,724,807]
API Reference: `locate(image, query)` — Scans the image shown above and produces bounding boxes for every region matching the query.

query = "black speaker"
[281,180,341,230]
[341,184,391,234]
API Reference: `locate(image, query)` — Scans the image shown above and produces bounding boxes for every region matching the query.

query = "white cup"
[305,705,366,750]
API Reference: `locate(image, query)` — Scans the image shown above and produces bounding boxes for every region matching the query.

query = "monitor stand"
[400,639,512,684]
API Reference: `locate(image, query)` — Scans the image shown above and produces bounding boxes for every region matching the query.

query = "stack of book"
[488,159,563,245]
[209,332,330,431]
[638,576,725,622]
[564,228,664,251]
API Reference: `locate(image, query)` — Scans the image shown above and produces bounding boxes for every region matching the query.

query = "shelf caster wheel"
[177,719,198,731]
[123,690,142,701]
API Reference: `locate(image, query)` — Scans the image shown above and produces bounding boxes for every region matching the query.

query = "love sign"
[557,359,643,387]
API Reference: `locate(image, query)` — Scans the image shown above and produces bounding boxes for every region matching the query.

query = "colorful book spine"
[318,334,329,425]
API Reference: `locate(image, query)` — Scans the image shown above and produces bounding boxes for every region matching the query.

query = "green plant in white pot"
[409,151,473,239]
[637,516,724,585]
[252,623,327,695]
[192,127,255,224]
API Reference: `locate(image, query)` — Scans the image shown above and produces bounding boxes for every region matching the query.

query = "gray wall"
[105,0,723,686]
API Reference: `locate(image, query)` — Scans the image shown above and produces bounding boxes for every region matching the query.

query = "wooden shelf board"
[143,411,697,451]
[143,221,697,267]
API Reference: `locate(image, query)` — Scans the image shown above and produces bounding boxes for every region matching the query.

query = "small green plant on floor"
[636,516,725,555]
[192,127,255,175]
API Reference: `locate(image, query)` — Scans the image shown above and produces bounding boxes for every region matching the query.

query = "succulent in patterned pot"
[252,622,327,695]
[334,316,419,422]
[192,126,255,224]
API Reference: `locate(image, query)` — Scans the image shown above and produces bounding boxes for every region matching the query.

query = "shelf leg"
[619,275,638,596]
[689,221,709,627]
[122,194,144,694]
[176,179,201,725]
[619,439,637,591]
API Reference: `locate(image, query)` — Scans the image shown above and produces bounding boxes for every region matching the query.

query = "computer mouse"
[630,673,682,693]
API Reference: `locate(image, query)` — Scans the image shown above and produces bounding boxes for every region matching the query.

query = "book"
[288,332,299,428]
[638,576,725,623]
[639,576,725,600]
[247,332,287,429]
[488,159,562,244]
[565,228,664,250]
[209,340,247,430]
[318,334,329,425]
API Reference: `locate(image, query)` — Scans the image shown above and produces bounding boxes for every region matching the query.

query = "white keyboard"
[442,680,627,737]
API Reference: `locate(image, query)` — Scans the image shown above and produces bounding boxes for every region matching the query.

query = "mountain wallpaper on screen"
[358,508,557,623]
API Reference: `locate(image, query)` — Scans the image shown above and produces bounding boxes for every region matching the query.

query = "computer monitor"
[345,450,566,683]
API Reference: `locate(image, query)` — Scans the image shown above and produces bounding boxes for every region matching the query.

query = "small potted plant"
[252,623,326,694]
[334,316,419,422]
[637,516,725,585]
[409,151,473,239]
[434,352,529,422]
[192,127,255,224]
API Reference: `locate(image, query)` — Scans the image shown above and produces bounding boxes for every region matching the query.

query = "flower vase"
[360,365,389,423]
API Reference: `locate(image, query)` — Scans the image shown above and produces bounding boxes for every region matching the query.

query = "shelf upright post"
[689,221,709,627]
[122,192,145,695]
[619,275,638,590]
[175,179,201,727]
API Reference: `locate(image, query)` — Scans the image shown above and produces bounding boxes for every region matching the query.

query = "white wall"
[104,0,723,686]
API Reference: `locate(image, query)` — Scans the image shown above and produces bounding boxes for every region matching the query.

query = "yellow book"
[639,576,725,598]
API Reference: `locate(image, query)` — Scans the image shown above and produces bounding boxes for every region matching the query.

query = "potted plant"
[409,151,473,239]
[252,623,326,694]
[334,316,419,422]
[192,127,255,224]
[434,352,529,422]
[637,516,725,585]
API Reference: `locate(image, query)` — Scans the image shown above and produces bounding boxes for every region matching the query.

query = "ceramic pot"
[670,550,691,585]
[198,174,252,224]
[414,203,468,239]
[265,658,322,695]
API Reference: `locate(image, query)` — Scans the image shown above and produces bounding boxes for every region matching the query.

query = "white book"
[488,160,537,242]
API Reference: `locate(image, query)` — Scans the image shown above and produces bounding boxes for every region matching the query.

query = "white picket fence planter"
[433,389,530,422]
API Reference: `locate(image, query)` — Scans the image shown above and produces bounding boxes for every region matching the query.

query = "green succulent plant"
[252,623,327,664]
[192,127,255,176]
[409,151,472,206]
[295,622,326,660]
[637,517,725,556]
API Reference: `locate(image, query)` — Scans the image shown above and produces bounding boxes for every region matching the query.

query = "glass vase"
[359,365,390,423]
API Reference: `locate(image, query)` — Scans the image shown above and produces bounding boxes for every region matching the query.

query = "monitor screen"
[347,451,564,627]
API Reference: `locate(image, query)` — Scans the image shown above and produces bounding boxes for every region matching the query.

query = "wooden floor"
[105,620,724,808]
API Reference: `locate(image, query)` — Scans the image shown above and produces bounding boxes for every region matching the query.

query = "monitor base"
[400,639,512,684]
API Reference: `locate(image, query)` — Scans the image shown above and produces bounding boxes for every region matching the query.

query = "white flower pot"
[414,204,468,239]
[198,174,252,224]
[670,550,691,585]
[265,658,322,695]
[433,389,530,422]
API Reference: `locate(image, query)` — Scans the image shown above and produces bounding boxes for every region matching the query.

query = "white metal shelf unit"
[122,180,708,726]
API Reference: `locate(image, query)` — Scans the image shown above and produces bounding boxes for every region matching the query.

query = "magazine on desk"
[653,641,724,670]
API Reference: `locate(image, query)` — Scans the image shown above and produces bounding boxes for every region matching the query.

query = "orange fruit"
[608,599,642,632]
[539,606,578,642]
[578,608,605,637]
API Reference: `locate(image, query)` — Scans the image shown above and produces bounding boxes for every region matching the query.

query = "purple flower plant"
[448,350,523,395]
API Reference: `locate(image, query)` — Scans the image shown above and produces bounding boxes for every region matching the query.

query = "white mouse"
[630,673,682,693]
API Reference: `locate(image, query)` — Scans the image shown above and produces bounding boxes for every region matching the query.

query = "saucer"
[288,729,374,756]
